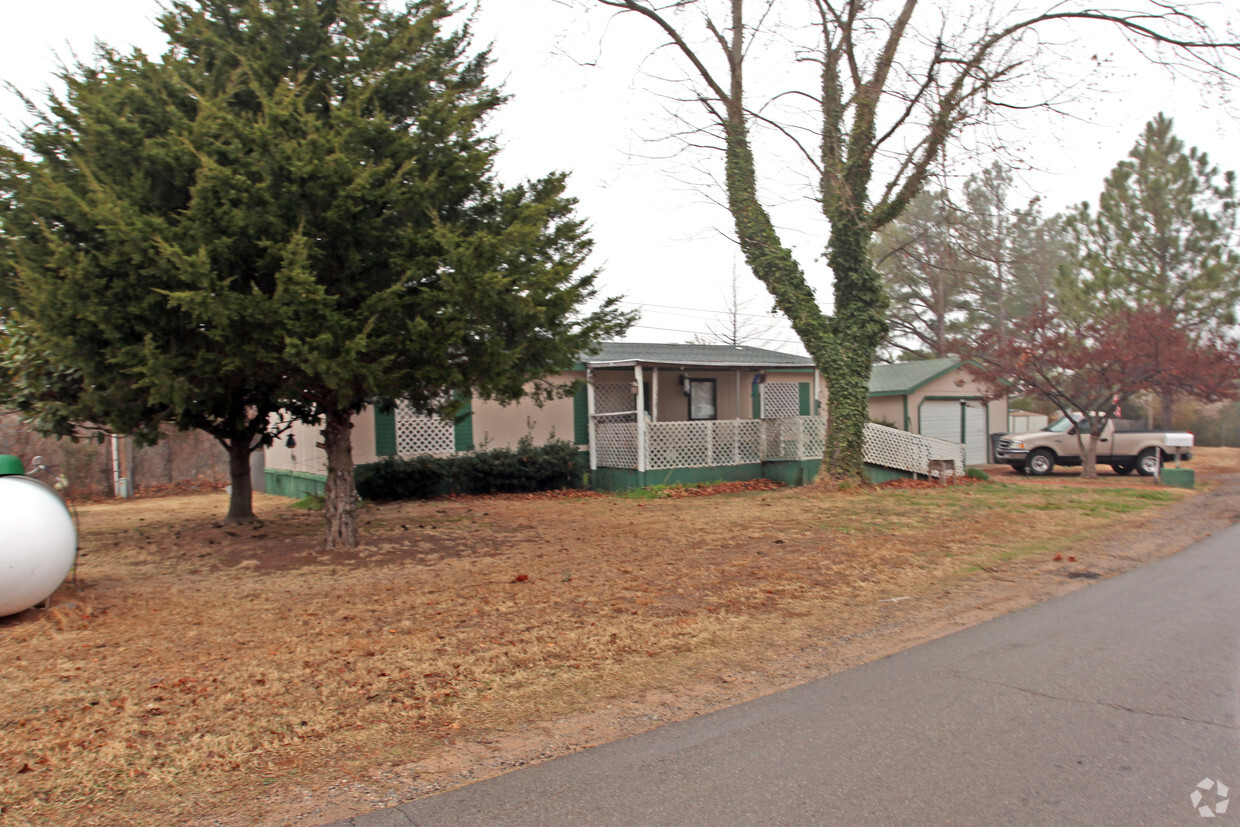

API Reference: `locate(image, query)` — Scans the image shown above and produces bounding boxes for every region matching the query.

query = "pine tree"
[1069,113,1240,425]
[959,165,1067,342]
[874,188,972,360]
[875,165,1067,360]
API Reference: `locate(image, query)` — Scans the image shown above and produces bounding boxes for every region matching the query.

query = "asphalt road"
[333,520,1240,826]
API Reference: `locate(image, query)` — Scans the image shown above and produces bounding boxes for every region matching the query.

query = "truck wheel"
[1111,463,1135,476]
[1136,448,1162,477]
[1026,449,1055,476]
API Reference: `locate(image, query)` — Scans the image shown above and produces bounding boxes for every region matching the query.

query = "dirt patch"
[1,449,1237,826]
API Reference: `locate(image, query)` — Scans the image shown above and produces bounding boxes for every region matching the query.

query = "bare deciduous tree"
[692,262,781,347]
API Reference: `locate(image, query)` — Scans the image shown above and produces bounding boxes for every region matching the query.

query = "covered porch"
[578,343,969,490]
[580,343,822,490]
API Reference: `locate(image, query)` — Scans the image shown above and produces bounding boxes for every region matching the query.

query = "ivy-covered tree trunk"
[723,123,866,479]
[223,438,257,524]
[322,410,359,549]
[822,219,888,478]
[716,32,890,483]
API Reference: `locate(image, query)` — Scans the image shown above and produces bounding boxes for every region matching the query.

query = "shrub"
[965,467,991,481]
[354,437,583,501]
[355,455,446,501]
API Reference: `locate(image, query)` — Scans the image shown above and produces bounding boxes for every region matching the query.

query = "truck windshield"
[1046,415,1092,434]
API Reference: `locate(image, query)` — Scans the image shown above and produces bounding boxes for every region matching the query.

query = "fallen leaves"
[877,476,985,490]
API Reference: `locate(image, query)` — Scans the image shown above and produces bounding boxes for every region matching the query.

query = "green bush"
[355,437,583,501]
[355,455,446,501]
[965,467,991,481]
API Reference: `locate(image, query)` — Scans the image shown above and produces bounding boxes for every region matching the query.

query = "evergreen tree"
[1,0,631,544]
[0,47,310,522]
[959,165,1067,342]
[874,188,972,360]
[1068,113,1240,425]
[875,164,1067,360]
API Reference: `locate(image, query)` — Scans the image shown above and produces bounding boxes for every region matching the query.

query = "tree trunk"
[322,408,359,549]
[823,219,889,479]
[720,120,852,478]
[1080,433,1099,480]
[223,437,258,524]
[1159,390,1175,430]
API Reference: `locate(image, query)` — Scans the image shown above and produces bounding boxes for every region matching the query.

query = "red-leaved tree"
[962,307,1240,478]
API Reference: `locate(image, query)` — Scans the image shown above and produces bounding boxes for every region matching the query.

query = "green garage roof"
[868,358,961,396]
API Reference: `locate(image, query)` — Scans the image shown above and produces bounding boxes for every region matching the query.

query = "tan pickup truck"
[995,415,1194,476]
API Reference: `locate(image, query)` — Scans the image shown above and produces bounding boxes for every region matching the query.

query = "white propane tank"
[0,457,78,616]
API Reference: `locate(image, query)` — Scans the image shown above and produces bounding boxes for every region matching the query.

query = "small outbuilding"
[866,358,1007,465]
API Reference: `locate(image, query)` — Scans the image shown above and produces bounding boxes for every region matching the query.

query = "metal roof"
[577,345,966,394]
[867,357,961,395]
[579,342,814,369]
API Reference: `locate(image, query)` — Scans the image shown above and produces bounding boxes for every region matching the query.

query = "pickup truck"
[995,415,1194,477]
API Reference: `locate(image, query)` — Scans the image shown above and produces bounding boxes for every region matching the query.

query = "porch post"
[814,369,822,419]
[652,367,659,422]
[733,369,741,464]
[734,371,741,420]
[634,364,647,474]
[586,368,598,471]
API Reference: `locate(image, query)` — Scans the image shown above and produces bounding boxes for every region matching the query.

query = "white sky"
[2,1,1237,355]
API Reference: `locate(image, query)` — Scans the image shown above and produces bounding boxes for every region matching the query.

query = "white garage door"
[920,400,988,465]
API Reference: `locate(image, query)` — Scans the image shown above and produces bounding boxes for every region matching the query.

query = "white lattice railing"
[592,416,824,470]
[590,416,965,476]
[862,422,966,477]
[594,413,639,469]
[764,416,826,461]
[646,420,764,470]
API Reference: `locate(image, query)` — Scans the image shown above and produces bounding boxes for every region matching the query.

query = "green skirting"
[592,460,912,492]
[264,468,327,498]
[268,459,914,498]
[591,463,764,492]
[861,463,915,484]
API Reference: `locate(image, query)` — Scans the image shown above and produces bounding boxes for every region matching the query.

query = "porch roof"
[578,342,814,370]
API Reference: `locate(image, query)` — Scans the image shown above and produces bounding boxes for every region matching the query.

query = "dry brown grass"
[1,448,1235,825]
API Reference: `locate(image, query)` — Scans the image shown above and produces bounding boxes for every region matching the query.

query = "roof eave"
[583,359,813,370]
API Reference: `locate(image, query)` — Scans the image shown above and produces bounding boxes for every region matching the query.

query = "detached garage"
[867,359,1006,466]
[919,398,989,465]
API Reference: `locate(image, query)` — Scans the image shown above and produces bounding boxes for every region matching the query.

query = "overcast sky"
[3,1,1237,355]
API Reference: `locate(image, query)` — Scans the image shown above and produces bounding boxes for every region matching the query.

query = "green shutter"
[374,407,396,457]
[574,384,589,444]
[753,380,762,418]
[454,398,474,452]
[798,382,811,416]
